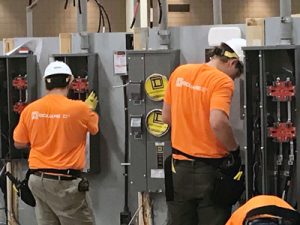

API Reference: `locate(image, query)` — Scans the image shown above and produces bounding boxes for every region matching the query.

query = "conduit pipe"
[280,0,293,45]
[213,0,222,24]
[158,0,170,49]
[26,0,39,37]
[77,0,89,50]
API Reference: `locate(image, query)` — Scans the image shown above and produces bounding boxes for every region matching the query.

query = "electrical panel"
[0,55,37,159]
[52,53,100,173]
[243,46,300,208]
[126,50,180,204]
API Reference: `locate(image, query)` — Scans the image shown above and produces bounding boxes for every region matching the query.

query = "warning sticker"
[146,109,169,137]
[144,73,168,101]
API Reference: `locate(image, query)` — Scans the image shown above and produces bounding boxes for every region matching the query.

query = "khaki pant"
[29,174,95,225]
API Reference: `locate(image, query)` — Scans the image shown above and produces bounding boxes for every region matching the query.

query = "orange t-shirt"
[13,94,99,170]
[164,64,234,158]
[225,195,295,225]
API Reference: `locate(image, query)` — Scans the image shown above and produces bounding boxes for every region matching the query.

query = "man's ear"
[67,75,74,83]
[229,58,238,66]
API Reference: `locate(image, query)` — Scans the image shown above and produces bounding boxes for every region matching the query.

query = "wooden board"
[3,38,15,54]
[246,18,265,46]
[59,33,72,54]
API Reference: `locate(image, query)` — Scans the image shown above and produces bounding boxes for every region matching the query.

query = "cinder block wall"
[0,0,126,39]
[0,0,300,39]
[167,0,300,26]
[0,1,27,38]
[33,0,126,37]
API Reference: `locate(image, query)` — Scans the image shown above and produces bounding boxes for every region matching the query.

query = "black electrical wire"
[94,0,111,32]
[100,9,105,32]
[28,0,32,6]
[94,0,101,32]
[94,0,102,32]
[64,0,69,9]
[73,0,76,7]
[78,0,82,14]
[100,5,111,32]
[149,0,153,28]
[130,0,140,29]
[97,5,105,33]
[282,165,293,201]
[97,8,102,32]
[158,0,162,24]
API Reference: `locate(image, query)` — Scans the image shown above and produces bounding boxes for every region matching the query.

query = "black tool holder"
[243,46,300,209]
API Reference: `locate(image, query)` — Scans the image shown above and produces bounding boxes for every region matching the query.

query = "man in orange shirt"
[13,61,99,225]
[162,38,246,225]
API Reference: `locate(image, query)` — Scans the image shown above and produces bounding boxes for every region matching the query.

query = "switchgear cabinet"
[52,53,100,173]
[126,50,180,207]
[243,46,300,209]
[0,55,37,159]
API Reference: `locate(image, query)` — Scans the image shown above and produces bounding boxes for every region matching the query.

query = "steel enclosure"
[126,49,180,211]
[243,45,300,209]
[0,55,37,159]
[51,53,100,173]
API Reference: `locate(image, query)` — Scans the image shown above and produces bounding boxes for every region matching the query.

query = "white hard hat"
[43,61,72,79]
[224,38,246,62]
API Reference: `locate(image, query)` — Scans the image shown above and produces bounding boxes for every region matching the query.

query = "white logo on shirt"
[175,77,208,92]
[31,111,70,120]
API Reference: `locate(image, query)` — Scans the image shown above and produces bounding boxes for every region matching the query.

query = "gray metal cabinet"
[126,50,180,208]
[243,46,300,209]
[0,55,37,159]
[52,53,100,173]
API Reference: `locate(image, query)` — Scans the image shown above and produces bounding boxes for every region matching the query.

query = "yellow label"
[144,74,168,101]
[146,109,169,137]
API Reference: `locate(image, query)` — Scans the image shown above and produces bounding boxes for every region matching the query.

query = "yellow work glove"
[85,91,98,111]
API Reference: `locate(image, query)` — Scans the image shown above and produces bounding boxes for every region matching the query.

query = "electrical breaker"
[243,46,300,209]
[52,53,100,173]
[126,50,180,208]
[0,55,37,159]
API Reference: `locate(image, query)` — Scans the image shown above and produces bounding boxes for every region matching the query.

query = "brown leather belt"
[33,171,76,181]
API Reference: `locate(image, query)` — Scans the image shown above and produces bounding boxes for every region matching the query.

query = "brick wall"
[0,0,300,39]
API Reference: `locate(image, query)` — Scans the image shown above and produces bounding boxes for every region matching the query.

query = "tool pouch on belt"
[6,169,36,207]
[164,155,174,201]
[20,169,36,207]
[212,168,244,206]
[78,177,89,192]
[212,148,245,206]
